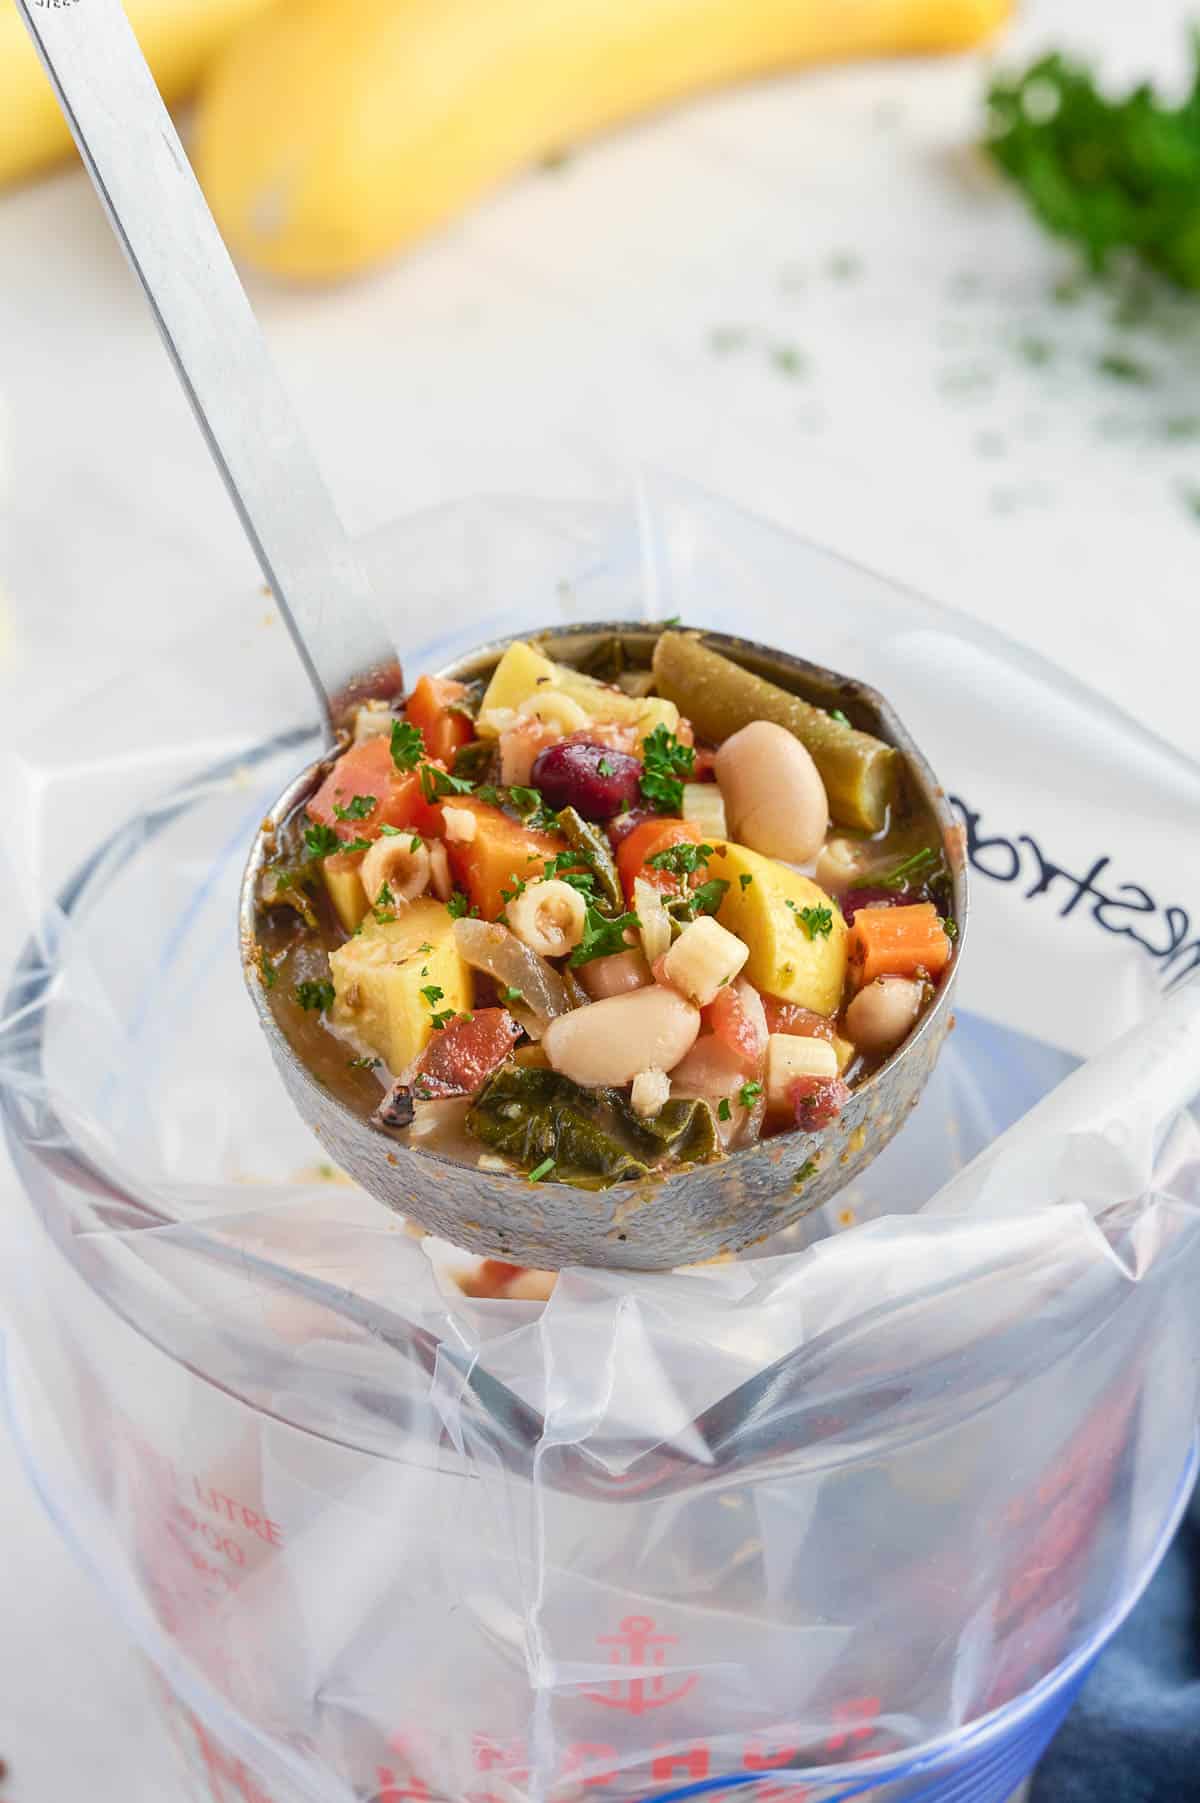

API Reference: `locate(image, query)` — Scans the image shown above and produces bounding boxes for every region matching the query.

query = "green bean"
[651,632,898,832]
[556,806,625,915]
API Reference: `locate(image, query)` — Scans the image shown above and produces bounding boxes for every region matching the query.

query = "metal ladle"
[20,0,966,1271]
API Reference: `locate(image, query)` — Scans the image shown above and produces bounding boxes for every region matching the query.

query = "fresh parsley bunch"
[985,37,1200,289]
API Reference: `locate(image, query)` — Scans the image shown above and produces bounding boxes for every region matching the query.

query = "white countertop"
[1,0,1197,1795]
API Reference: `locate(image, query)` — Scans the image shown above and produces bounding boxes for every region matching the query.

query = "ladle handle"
[16,0,400,730]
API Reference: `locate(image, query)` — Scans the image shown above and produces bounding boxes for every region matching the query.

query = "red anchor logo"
[582,1615,699,1715]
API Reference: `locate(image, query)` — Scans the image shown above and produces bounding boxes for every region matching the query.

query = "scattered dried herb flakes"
[769,343,807,379]
[709,325,750,355]
[828,250,863,282]
[1178,483,1200,522]
[1095,349,1154,385]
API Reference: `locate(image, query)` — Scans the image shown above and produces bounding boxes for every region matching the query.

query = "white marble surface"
[0,0,1197,1795]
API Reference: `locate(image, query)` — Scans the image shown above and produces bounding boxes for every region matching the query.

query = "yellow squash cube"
[321,851,368,934]
[708,842,848,1014]
[477,640,678,739]
[328,898,471,1073]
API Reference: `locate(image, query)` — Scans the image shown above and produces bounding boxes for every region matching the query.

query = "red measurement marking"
[651,1747,710,1782]
[189,1715,277,1803]
[560,1743,618,1786]
[824,1696,880,1753]
[743,1740,800,1771]
[582,1616,699,1714]
[191,1479,285,1546]
[374,1769,431,1803]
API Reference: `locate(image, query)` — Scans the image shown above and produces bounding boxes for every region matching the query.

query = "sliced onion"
[453,917,573,1025]
[634,877,672,967]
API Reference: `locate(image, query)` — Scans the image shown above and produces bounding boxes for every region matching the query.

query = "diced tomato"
[412,1008,522,1098]
[406,674,475,767]
[789,1075,851,1131]
[761,996,837,1042]
[704,982,766,1070]
[438,798,566,921]
[616,818,703,903]
[307,736,438,843]
[691,745,718,780]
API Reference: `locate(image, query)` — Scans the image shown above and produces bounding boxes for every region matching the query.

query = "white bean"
[580,948,651,999]
[543,986,700,1089]
[815,836,873,896]
[360,834,431,905]
[844,976,923,1056]
[507,879,587,958]
[714,720,829,864]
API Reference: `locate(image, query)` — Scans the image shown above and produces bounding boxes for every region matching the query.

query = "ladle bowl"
[240,622,967,1271]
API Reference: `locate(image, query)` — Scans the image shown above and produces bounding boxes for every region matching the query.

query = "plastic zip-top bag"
[0,474,1198,1803]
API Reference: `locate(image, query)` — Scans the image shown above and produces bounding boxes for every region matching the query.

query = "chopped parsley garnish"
[718,1098,732,1122]
[541,849,597,895]
[794,1157,819,1186]
[378,823,403,836]
[377,881,395,908]
[303,822,342,860]
[420,984,445,1006]
[257,947,277,989]
[828,708,851,728]
[410,834,422,852]
[446,890,474,920]
[647,841,713,881]
[942,917,959,941]
[662,614,682,626]
[390,720,424,771]
[528,1156,556,1183]
[686,878,730,919]
[985,39,1200,292]
[739,873,754,892]
[502,986,524,1003]
[639,724,695,813]
[296,979,335,1012]
[877,846,940,891]
[569,904,641,967]
[507,785,540,814]
[332,793,376,822]
[348,1055,380,1070]
[416,942,433,955]
[429,1009,457,1031]
[790,903,834,940]
[738,1081,763,1109]
[476,784,504,808]
[500,873,528,906]
[341,837,372,854]
[419,762,475,803]
[597,757,614,777]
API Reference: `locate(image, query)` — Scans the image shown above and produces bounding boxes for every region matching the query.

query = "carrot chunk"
[848,902,951,986]
[406,674,475,766]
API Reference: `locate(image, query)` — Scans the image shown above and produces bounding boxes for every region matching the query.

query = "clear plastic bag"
[1,474,1198,1803]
